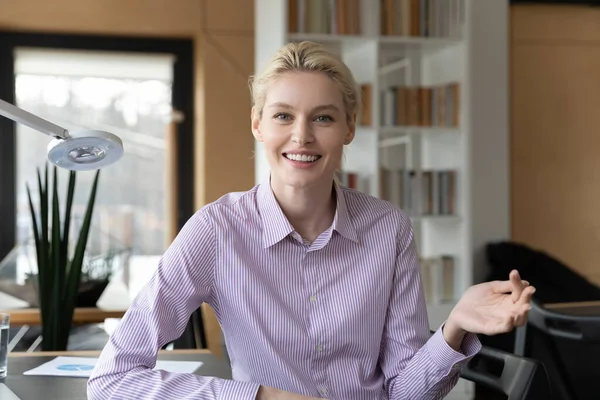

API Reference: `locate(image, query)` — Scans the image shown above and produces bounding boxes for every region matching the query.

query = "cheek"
[261,125,289,151]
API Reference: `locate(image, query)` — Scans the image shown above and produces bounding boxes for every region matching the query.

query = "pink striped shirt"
[88,179,481,399]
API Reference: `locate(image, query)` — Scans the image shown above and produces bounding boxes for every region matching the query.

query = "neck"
[270,175,336,242]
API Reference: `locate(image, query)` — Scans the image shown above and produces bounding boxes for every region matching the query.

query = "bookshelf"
[254,1,509,398]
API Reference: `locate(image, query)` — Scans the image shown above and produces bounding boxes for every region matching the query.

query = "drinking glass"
[0,313,9,379]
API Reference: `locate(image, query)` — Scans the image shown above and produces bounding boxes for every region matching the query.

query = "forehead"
[265,71,344,108]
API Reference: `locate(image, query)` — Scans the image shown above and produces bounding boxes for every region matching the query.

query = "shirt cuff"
[425,323,482,376]
[219,381,261,400]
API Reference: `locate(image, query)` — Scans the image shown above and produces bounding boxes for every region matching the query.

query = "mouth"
[283,153,322,163]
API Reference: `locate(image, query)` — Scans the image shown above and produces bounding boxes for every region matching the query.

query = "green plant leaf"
[36,166,50,345]
[61,169,101,348]
[62,171,76,277]
[26,183,40,263]
[51,166,63,348]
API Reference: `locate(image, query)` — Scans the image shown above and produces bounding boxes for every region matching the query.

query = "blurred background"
[1,1,600,399]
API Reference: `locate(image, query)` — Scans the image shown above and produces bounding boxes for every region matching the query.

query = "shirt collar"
[257,176,295,248]
[331,181,359,244]
[257,175,359,248]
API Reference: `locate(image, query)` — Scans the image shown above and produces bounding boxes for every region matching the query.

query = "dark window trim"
[510,0,600,4]
[0,31,203,348]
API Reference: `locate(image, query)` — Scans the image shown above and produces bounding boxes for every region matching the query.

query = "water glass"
[0,313,9,379]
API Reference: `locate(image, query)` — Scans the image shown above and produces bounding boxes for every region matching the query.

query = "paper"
[22,356,203,378]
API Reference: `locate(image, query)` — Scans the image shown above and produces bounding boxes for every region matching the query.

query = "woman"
[88,41,534,400]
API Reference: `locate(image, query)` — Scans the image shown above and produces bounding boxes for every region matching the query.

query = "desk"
[2,350,230,399]
[545,300,600,316]
[0,308,126,326]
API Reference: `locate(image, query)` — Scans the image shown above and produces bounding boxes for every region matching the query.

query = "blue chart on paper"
[57,364,95,372]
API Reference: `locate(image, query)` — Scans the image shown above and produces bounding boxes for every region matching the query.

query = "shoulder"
[339,186,413,237]
[192,184,261,226]
[341,186,411,224]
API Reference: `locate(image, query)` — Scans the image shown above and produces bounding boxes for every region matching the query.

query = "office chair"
[460,342,551,400]
[427,330,551,399]
[514,298,600,400]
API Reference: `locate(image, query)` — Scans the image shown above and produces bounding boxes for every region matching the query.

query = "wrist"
[443,316,467,351]
[256,386,269,400]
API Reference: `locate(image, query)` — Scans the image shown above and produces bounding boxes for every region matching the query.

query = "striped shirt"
[88,179,481,399]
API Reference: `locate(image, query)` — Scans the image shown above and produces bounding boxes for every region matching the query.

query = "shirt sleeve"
[87,209,261,400]
[379,213,482,400]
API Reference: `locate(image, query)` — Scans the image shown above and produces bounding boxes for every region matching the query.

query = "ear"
[343,111,357,145]
[251,106,263,142]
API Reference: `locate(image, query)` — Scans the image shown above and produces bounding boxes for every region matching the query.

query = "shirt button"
[310,295,317,303]
[316,344,322,352]
[319,387,328,396]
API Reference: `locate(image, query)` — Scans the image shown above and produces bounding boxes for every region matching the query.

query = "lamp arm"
[0,98,70,140]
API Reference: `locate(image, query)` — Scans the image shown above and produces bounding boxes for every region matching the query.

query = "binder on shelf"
[359,83,373,127]
[381,83,460,128]
[288,0,362,35]
[380,168,456,217]
[380,0,465,38]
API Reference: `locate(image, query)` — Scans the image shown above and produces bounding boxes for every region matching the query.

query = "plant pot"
[76,279,110,308]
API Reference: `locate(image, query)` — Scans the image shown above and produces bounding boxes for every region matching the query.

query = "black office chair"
[514,298,600,400]
[460,343,551,400]
[427,330,551,399]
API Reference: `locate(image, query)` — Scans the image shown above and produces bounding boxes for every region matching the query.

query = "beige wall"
[511,4,600,285]
[0,0,256,356]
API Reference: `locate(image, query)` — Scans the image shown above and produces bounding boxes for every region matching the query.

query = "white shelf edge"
[287,33,464,47]
[379,126,461,135]
[409,215,461,222]
[378,35,464,46]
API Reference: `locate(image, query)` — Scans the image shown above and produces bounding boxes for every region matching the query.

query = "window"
[15,48,175,261]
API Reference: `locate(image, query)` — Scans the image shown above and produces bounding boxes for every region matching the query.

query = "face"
[251,71,355,190]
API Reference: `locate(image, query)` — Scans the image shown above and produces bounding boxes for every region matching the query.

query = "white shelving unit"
[254,1,509,398]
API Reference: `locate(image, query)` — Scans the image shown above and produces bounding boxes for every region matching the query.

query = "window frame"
[0,31,202,347]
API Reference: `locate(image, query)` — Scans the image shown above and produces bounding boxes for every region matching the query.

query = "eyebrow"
[268,102,341,113]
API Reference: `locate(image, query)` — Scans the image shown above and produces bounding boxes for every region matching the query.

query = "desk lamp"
[0,98,123,171]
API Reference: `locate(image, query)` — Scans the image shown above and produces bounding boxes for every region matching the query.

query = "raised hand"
[447,269,536,337]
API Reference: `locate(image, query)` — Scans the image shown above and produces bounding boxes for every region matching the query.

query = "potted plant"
[26,164,100,351]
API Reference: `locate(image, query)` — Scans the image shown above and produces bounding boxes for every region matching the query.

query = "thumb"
[489,280,513,294]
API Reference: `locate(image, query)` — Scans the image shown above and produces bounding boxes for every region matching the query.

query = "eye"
[273,112,292,121]
[315,115,334,123]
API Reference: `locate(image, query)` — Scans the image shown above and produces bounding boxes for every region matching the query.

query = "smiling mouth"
[283,153,322,163]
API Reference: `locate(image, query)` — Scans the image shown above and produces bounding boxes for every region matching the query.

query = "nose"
[291,119,314,145]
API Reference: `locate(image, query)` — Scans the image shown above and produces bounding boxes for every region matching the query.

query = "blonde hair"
[249,41,361,124]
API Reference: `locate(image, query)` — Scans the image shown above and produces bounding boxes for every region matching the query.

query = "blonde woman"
[88,41,534,400]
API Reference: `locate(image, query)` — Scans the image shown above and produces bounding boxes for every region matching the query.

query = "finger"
[513,304,532,326]
[513,313,526,327]
[489,280,513,294]
[517,285,536,305]
[489,279,525,294]
[510,270,525,302]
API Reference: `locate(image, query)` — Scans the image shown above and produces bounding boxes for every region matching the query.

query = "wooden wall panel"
[202,35,256,203]
[203,0,254,33]
[511,4,600,285]
[511,4,600,43]
[0,0,203,37]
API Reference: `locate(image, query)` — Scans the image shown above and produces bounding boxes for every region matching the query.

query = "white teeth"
[285,153,319,162]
